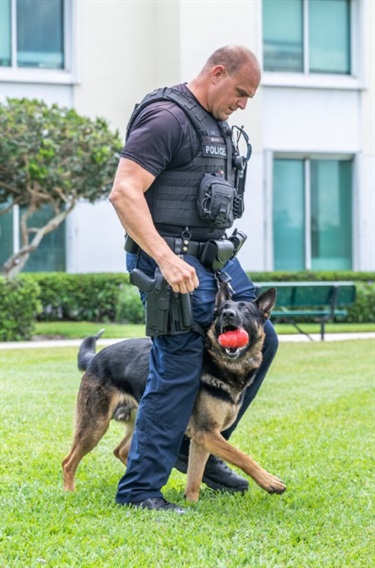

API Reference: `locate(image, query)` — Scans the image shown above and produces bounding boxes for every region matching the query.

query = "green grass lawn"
[32,320,375,340]
[1,339,374,567]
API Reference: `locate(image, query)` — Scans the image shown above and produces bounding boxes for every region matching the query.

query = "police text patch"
[202,136,227,158]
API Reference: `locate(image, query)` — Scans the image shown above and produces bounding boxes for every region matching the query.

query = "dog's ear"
[215,281,232,309]
[255,287,277,319]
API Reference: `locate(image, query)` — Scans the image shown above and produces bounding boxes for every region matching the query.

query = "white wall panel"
[235,152,265,273]
[263,87,361,152]
[66,200,125,274]
[0,82,73,106]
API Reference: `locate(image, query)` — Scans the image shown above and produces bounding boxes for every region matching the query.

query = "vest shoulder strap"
[126,86,225,142]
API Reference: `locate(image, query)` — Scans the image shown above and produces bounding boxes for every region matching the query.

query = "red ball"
[218,330,237,348]
[235,328,249,347]
[218,329,249,348]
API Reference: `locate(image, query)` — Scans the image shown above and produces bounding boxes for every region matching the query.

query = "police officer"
[109,45,278,513]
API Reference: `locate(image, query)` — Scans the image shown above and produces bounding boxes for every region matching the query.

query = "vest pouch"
[197,173,235,229]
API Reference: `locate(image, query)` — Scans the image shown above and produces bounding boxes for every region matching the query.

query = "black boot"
[120,497,185,514]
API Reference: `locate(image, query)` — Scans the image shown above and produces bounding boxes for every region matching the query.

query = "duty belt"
[163,234,245,272]
[125,229,247,272]
[124,234,206,258]
[163,236,206,258]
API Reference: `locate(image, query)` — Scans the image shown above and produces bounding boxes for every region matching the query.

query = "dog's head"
[207,282,276,361]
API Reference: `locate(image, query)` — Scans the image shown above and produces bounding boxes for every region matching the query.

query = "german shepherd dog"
[62,283,286,501]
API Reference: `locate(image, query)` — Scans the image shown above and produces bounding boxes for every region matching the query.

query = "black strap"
[127,87,236,175]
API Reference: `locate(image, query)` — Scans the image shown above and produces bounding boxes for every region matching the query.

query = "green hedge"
[24,271,375,323]
[0,271,372,342]
[0,276,41,341]
[344,282,375,323]
[21,273,144,323]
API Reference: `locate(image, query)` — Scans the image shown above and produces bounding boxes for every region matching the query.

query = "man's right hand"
[158,254,199,294]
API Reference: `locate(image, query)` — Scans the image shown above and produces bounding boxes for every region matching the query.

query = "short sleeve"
[121,102,192,177]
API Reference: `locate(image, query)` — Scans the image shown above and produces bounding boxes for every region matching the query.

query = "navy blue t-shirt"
[121,83,197,176]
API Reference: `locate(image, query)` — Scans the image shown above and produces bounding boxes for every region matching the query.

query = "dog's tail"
[77,329,105,372]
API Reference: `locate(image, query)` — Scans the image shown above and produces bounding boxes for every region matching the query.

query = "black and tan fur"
[62,284,286,501]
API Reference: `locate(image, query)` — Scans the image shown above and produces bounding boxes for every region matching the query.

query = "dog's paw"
[260,472,286,495]
[184,491,200,502]
[267,476,286,495]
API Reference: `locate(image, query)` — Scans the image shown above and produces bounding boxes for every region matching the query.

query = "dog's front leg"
[197,431,286,495]
[184,439,210,502]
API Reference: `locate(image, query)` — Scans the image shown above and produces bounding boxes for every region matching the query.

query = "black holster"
[200,229,247,272]
[130,268,193,337]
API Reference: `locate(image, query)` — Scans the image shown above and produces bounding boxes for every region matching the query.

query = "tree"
[0,98,123,278]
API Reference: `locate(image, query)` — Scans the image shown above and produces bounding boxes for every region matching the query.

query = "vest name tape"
[202,143,227,157]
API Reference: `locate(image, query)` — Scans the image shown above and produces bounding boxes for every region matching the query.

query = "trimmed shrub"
[19,271,375,326]
[346,282,375,323]
[0,277,41,341]
[21,273,135,322]
[115,284,145,324]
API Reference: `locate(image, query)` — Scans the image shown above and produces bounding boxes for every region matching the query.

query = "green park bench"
[254,281,356,341]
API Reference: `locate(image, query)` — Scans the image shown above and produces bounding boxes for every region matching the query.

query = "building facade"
[1,0,374,273]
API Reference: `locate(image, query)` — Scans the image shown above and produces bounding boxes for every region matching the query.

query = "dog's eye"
[242,307,251,313]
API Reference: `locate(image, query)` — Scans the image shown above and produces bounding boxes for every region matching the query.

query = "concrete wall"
[66,200,125,273]
[358,0,375,271]
[73,1,158,138]
[1,0,373,273]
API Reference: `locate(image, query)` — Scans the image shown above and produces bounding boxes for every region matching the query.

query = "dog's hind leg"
[62,417,111,491]
[184,440,210,502]
[113,424,134,465]
[62,378,116,491]
[195,430,286,495]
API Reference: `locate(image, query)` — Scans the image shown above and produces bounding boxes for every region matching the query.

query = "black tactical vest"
[126,87,238,240]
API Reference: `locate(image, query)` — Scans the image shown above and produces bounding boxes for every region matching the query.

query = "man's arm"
[109,158,199,294]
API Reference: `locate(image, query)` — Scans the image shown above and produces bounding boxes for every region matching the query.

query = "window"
[0,205,66,273]
[20,205,66,272]
[0,204,14,269]
[0,0,64,69]
[273,160,305,270]
[263,0,351,74]
[273,158,353,270]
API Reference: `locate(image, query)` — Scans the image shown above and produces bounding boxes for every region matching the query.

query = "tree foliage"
[0,98,123,277]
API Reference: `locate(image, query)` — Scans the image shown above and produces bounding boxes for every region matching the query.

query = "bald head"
[188,45,261,121]
[203,45,261,80]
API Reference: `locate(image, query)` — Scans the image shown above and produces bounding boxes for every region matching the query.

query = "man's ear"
[211,65,225,82]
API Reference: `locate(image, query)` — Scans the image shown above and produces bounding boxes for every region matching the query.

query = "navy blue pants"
[116,253,278,504]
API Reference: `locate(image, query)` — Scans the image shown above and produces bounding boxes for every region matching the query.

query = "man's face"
[208,63,260,121]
